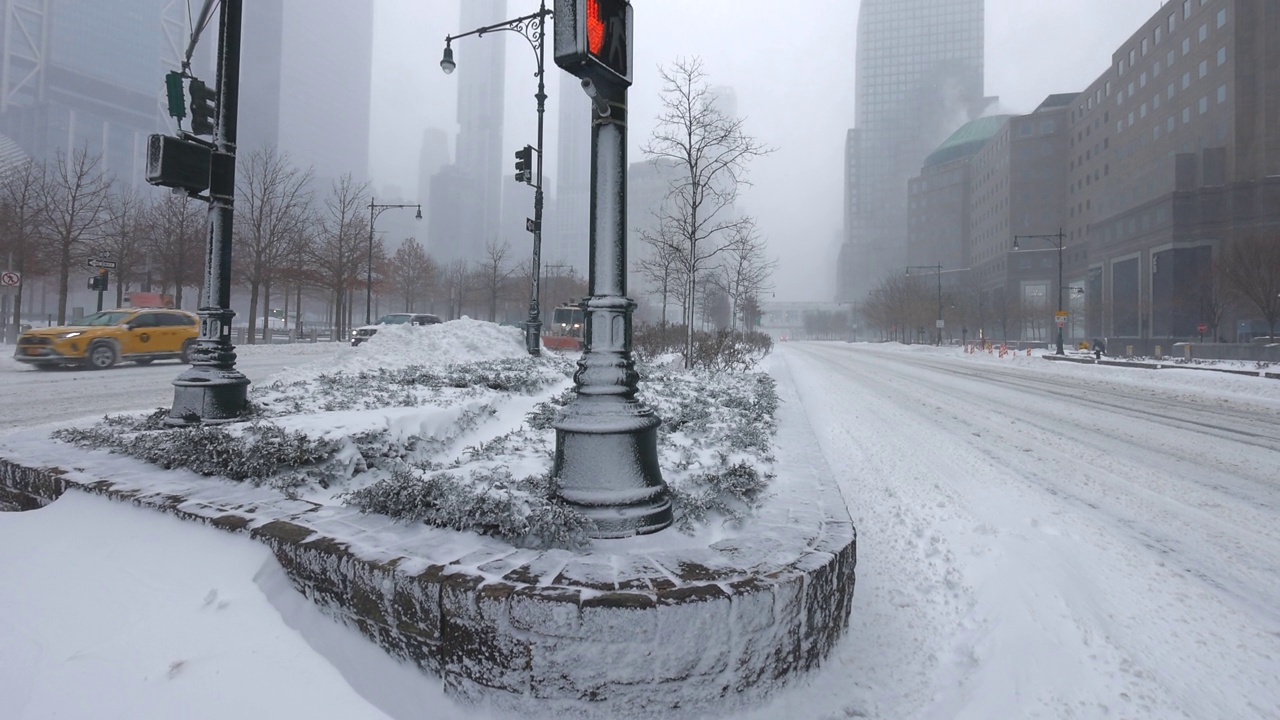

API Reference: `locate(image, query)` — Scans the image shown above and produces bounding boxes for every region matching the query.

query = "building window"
[1167,117,1176,133]
[1200,96,1208,114]
[1168,83,1176,99]
[1183,107,1192,124]
[1154,61,1162,77]
[1141,103,1148,118]
[1142,37,1150,55]
[1183,37,1191,55]
[1130,48,1137,65]
[1218,47,1227,65]
[1141,71,1148,88]
[1184,0,1192,18]
[1119,58,1127,74]
[1167,49,1176,67]
[1169,13,1176,32]
[1199,60,1209,78]
[1182,72,1192,89]
[1154,94,1161,110]
[1218,8,1227,27]
[1199,24,1208,42]
[1218,84,1227,103]
[1156,26,1163,44]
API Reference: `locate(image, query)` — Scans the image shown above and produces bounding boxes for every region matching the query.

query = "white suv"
[350,313,442,346]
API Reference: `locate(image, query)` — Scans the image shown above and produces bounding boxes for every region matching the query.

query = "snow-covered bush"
[345,468,594,549]
[633,323,773,372]
[52,412,337,491]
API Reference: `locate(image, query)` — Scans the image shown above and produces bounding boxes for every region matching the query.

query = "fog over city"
[368,0,1160,301]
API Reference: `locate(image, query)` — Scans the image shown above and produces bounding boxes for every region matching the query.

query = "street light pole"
[906,264,944,345]
[441,0,550,356]
[1013,229,1066,355]
[167,0,249,426]
[366,199,422,326]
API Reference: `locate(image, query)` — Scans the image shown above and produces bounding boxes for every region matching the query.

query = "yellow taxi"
[14,308,200,370]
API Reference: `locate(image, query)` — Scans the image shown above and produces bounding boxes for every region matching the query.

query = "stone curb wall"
[0,457,856,718]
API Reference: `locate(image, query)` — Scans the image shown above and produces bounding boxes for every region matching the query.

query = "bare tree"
[442,259,473,320]
[0,159,46,333]
[389,237,438,312]
[95,186,149,308]
[309,174,370,339]
[642,57,772,367]
[1222,234,1280,340]
[636,230,686,328]
[40,148,113,323]
[475,239,516,322]
[712,218,776,330]
[234,146,314,343]
[146,192,206,308]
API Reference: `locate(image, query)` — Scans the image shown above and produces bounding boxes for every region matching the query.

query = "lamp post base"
[553,404,672,538]
[166,365,250,426]
[525,318,542,356]
[166,331,250,426]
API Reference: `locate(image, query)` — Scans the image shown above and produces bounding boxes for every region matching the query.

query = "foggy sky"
[369,0,1164,301]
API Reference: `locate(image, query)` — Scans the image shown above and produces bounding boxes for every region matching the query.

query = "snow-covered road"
[763,342,1280,719]
[0,342,344,430]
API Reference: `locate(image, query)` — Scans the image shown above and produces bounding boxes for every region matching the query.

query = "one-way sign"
[87,258,117,269]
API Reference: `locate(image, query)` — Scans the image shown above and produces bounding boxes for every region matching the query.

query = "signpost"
[87,258,117,270]
[0,270,18,287]
[1198,322,1208,341]
[1055,310,1068,328]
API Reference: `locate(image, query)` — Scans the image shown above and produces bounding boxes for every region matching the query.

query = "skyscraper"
[547,71,591,274]
[0,0,170,181]
[434,0,507,265]
[838,0,986,301]
[275,0,373,185]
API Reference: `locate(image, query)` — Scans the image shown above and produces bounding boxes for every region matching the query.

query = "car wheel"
[180,340,195,364]
[86,342,117,370]
[134,358,154,366]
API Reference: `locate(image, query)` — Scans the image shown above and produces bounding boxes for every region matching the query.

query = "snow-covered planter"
[49,320,781,549]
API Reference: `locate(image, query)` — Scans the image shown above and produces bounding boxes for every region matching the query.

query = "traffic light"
[553,0,632,86]
[165,71,186,121]
[514,145,534,185]
[145,134,211,194]
[189,77,216,136]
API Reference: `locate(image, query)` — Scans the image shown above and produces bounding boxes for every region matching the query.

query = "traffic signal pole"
[167,0,249,425]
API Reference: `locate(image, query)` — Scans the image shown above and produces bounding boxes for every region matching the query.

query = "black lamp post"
[167,0,249,426]
[906,264,944,345]
[1013,229,1067,355]
[442,0,550,356]
[366,199,421,326]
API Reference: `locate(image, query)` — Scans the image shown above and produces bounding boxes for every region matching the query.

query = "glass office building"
[838,0,986,301]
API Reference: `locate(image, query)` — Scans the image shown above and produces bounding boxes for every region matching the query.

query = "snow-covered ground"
[3,340,1279,719]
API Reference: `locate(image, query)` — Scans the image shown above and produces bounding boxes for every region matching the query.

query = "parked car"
[13,308,199,370]
[350,313,443,346]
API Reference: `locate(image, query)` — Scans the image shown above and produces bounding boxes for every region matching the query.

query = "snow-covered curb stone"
[0,360,854,718]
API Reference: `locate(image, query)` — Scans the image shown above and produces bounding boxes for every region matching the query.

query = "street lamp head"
[415,206,423,220]
[1012,237,1020,251]
[440,42,456,74]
